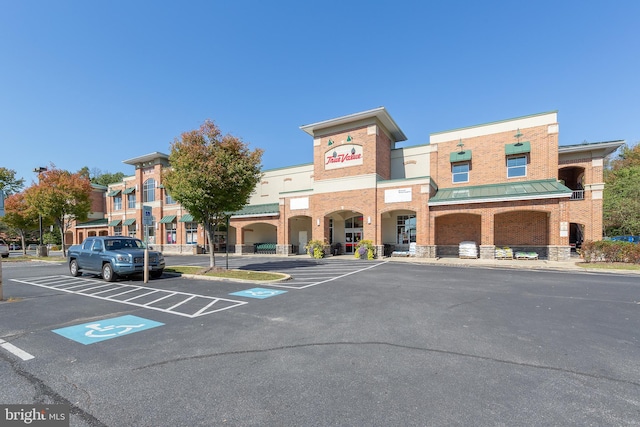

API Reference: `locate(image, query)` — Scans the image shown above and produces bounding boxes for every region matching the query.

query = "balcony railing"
[570,190,584,200]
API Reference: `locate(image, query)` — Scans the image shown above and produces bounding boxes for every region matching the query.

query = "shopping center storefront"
[75,107,623,261]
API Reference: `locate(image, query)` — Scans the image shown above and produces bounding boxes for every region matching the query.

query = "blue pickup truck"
[67,236,165,282]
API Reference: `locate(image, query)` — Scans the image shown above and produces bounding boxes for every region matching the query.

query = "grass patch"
[577,262,640,271]
[1,256,66,263]
[165,266,286,281]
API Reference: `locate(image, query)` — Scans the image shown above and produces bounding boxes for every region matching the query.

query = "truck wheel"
[69,259,81,277]
[150,269,164,279]
[102,263,117,282]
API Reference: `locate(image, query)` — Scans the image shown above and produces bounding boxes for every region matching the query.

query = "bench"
[254,243,277,254]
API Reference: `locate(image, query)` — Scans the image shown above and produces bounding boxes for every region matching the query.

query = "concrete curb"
[378,256,640,275]
[169,269,292,284]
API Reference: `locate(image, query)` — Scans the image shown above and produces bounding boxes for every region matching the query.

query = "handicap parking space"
[7,257,386,320]
[2,258,387,363]
[10,275,248,318]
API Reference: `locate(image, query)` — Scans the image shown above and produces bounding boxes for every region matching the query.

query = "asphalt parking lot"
[1,255,639,426]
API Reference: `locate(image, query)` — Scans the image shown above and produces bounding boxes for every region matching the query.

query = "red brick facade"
[74,108,623,261]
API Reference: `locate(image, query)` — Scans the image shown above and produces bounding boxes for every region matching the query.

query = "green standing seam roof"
[179,214,194,222]
[108,219,121,227]
[159,215,176,223]
[505,141,531,155]
[122,218,136,226]
[123,187,135,195]
[76,218,109,228]
[107,190,121,197]
[429,179,572,205]
[450,150,472,163]
[229,203,280,217]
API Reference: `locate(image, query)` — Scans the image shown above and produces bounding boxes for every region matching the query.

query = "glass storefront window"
[186,222,198,244]
[397,215,416,244]
[166,222,177,244]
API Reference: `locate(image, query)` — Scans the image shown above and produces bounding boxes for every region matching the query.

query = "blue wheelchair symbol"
[230,288,287,299]
[52,315,164,345]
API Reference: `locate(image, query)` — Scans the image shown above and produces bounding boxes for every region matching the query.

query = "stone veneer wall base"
[547,246,571,261]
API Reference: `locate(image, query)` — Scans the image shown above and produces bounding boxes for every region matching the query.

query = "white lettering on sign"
[325,144,363,170]
[385,188,412,203]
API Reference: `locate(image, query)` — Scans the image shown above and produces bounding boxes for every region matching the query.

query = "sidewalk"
[381,255,640,275]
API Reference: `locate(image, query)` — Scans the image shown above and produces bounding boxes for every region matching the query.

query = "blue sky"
[1,1,638,186]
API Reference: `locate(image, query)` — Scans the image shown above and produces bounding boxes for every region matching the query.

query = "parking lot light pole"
[33,167,47,256]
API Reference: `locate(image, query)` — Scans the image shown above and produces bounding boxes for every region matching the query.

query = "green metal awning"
[123,187,135,195]
[179,214,194,222]
[229,203,280,218]
[429,179,572,206]
[449,150,472,163]
[108,219,121,227]
[505,141,531,155]
[159,215,176,224]
[122,218,136,226]
[107,190,121,197]
[76,218,109,228]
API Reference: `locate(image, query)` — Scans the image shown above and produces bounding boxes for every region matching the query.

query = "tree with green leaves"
[2,192,39,255]
[24,166,93,257]
[0,167,25,196]
[604,143,640,236]
[163,120,263,268]
[78,166,126,186]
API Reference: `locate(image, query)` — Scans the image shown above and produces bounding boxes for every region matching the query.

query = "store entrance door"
[345,229,362,254]
[298,231,308,254]
[344,215,364,254]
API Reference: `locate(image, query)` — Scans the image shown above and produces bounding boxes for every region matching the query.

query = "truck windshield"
[106,239,146,250]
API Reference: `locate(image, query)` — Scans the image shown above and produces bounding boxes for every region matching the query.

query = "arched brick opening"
[434,213,481,256]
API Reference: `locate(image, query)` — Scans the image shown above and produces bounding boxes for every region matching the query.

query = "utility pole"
[33,167,48,257]
[0,189,5,300]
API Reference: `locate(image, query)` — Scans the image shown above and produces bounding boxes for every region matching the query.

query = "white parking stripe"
[11,276,248,318]
[123,290,159,302]
[91,285,127,295]
[143,293,177,306]
[166,295,196,311]
[76,283,115,293]
[104,287,141,298]
[0,339,35,361]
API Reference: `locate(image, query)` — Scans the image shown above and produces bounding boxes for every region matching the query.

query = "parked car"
[67,236,165,282]
[9,243,21,250]
[27,244,37,250]
[0,239,9,258]
[610,235,640,244]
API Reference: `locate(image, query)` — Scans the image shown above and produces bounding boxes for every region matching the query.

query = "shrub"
[580,240,640,264]
[305,239,326,259]
[354,240,375,260]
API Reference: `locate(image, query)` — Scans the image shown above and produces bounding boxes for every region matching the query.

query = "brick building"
[74,108,623,261]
